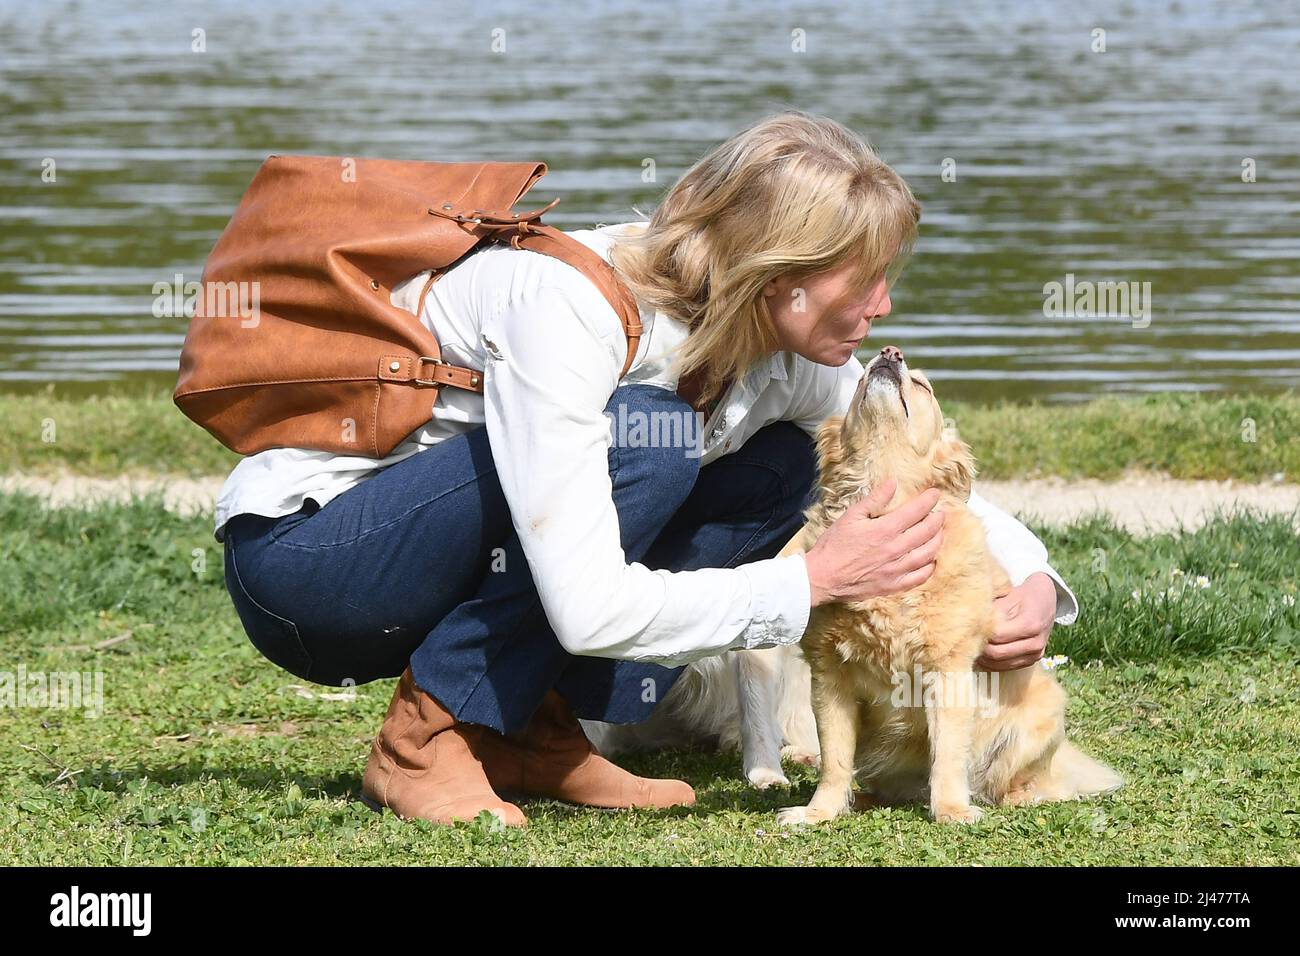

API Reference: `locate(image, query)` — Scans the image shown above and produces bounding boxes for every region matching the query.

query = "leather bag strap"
[419,202,644,395]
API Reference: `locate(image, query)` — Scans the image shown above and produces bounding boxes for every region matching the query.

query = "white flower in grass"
[1171,568,1185,577]
[1131,589,1142,601]
[1239,678,1258,705]
[1194,576,1210,589]
[1040,655,1070,670]
[1283,594,1296,608]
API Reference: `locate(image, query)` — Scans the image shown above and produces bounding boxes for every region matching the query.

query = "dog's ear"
[931,431,976,498]
[814,415,846,477]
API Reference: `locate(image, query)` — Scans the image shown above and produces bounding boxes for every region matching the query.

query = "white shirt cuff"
[738,553,812,650]
[1003,559,1079,627]
[1036,564,1080,626]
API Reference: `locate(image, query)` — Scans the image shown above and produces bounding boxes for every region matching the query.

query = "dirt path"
[974,475,1299,533]
[3,469,1298,534]
[2,472,226,518]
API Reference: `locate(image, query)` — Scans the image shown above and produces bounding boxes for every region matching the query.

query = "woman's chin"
[830,341,861,365]
[798,340,863,366]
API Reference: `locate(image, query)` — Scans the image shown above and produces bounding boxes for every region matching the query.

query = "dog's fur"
[776,349,1123,824]
[584,349,1122,823]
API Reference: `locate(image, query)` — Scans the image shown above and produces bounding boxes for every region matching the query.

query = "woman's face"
[762,259,892,366]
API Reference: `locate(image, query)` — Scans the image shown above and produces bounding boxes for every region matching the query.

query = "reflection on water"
[2,0,1298,402]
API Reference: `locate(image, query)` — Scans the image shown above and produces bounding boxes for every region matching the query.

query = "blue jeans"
[222,384,817,734]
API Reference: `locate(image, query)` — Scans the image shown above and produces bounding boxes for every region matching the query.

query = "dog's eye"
[910,377,931,394]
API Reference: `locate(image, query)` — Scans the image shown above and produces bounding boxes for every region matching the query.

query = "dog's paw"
[776,805,812,826]
[932,803,984,825]
[780,746,821,769]
[1000,786,1041,807]
[776,804,840,827]
[746,766,791,790]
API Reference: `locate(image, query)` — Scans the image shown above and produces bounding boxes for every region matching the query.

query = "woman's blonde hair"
[608,110,921,407]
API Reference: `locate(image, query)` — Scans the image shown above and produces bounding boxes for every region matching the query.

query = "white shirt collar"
[768,352,789,382]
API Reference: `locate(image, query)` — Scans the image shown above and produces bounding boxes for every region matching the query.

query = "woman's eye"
[910,377,931,394]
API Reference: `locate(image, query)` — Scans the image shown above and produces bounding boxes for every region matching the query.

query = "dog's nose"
[879,345,904,364]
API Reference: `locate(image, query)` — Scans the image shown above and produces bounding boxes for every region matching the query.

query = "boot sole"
[360,791,528,827]
[494,788,690,812]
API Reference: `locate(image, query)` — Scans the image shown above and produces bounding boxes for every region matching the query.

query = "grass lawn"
[1,490,1296,865]
[2,385,1299,481]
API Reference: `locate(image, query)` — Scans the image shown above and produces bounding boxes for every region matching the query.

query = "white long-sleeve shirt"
[213,221,1079,665]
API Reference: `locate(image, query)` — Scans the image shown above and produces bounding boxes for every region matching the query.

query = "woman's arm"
[967,489,1078,626]
[479,280,812,666]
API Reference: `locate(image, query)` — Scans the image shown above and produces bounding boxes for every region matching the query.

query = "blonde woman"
[215,111,1077,828]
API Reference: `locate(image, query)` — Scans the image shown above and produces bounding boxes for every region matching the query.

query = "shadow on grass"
[25,745,846,822]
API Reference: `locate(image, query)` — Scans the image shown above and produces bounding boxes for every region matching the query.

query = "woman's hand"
[977,572,1057,671]
[803,478,945,607]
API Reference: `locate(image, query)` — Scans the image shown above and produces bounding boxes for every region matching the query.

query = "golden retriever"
[776,346,1123,825]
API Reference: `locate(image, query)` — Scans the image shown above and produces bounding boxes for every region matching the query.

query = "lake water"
[2,0,1298,402]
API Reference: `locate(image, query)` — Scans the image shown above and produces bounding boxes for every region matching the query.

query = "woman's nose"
[867,279,892,319]
[873,291,892,318]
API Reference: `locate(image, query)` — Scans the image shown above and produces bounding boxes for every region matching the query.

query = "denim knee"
[774,420,819,510]
[604,384,702,511]
[721,419,819,517]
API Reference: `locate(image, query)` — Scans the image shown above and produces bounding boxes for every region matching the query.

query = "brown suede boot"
[478,691,695,810]
[361,668,527,827]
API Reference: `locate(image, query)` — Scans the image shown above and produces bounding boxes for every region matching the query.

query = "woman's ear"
[931,432,976,498]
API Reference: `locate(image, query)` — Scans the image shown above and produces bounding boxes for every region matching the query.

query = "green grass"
[3,386,1299,480]
[952,391,1300,481]
[1,385,241,478]
[1,491,1296,865]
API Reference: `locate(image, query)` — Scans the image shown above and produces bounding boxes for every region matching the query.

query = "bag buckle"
[413,355,446,386]
[414,355,482,391]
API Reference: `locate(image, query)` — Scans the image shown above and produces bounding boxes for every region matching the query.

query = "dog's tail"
[1036,741,1124,801]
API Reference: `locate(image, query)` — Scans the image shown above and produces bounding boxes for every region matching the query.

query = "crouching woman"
[215,111,1075,826]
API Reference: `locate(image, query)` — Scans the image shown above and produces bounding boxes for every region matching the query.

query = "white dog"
[580,644,820,788]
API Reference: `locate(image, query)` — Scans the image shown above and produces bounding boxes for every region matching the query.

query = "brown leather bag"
[173,155,643,457]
